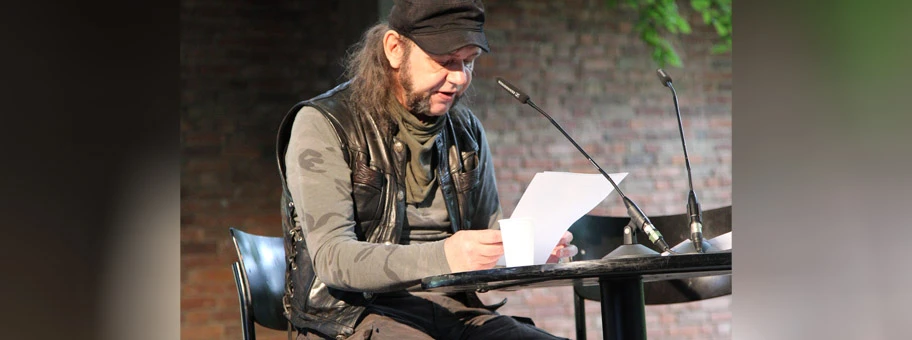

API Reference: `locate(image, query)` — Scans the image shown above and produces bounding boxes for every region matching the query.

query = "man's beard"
[399,61,461,118]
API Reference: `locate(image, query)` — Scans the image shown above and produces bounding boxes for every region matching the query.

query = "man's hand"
[546,231,578,263]
[444,230,504,273]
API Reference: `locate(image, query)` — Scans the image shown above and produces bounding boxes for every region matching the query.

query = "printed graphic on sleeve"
[334,179,350,198]
[303,212,345,232]
[298,149,325,173]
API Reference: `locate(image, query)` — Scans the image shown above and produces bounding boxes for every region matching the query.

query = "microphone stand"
[496,77,673,257]
[656,69,715,254]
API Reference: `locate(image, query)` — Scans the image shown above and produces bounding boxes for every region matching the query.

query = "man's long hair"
[343,23,408,119]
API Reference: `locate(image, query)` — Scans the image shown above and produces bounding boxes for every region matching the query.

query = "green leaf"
[677,17,693,34]
[691,0,710,11]
[713,20,728,36]
[667,52,682,67]
[603,0,730,67]
[643,29,659,39]
[711,43,730,54]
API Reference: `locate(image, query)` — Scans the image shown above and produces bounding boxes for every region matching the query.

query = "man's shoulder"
[305,81,353,109]
[293,81,361,129]
[279,81,362,151]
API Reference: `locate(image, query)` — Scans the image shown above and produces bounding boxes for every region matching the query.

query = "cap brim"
[409,30,490,55]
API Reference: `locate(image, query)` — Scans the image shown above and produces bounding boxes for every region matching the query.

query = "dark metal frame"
[569,206,733,339]
[232,261,257,340]
[421,251,731,340]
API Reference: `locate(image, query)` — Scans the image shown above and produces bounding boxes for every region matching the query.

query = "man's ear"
[383,30,405,70]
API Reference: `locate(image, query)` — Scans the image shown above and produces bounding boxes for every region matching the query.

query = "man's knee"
[347,313,434,340]
[463,314,568,340]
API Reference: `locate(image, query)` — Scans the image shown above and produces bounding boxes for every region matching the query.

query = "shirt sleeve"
[284,106,452,293]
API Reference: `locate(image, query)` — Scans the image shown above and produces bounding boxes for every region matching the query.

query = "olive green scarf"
[388,100,445,205]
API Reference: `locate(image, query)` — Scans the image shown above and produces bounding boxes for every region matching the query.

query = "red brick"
[182,297,217,311]
[183,282,237,297]
[184,132,223,146]
[182,253,228,268]
[213,309,243,323]
[668,325,701,336]
[181,325,223,340]
[181,227,206,242]
[188,267,235,283]
[253,326,288,340]
[183,310,214,324]
[185,158,231,172]
[182,241,217,255]
[711,312,732,321]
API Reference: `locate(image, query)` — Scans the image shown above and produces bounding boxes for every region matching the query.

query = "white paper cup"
[499,218,535,267]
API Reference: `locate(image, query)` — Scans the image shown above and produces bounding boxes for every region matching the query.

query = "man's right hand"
[443,229,504,273]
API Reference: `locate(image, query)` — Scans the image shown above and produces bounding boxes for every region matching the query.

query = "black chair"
[230,227,289,340]
[568,206,732,340]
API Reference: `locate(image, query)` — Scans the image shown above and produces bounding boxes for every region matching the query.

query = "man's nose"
[448,67,468,86]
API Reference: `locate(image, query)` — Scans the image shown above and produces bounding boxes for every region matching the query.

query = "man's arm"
[463,113,575,264]
[285,106,451,292]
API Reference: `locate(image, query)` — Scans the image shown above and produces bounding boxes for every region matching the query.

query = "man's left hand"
[546,231,578,263]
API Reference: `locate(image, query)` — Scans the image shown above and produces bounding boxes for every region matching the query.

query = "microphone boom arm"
[496,77,672,253]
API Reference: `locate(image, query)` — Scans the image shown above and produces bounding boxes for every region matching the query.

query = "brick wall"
[181,0,731,339]
[180,1,377,339]
[475,1,731,338]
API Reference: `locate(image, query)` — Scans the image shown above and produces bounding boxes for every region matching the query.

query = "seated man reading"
[276,1,576,338]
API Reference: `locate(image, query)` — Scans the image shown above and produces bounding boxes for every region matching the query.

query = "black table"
[419,251,732,340]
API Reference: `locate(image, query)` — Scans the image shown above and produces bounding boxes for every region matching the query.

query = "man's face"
[397,43,482,117]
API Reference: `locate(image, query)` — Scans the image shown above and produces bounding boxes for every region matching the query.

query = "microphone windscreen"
[495,77,530,104]
[656,69,673,86]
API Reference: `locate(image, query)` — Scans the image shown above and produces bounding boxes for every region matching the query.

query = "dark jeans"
[299,292,567,340]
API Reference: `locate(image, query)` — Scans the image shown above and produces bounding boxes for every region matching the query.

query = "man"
[276,1,575,339]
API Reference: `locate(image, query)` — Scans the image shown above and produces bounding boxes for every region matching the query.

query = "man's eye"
[437,58,474,69]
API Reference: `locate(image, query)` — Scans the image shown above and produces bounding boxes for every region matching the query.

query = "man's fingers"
[562,231,574,244]
[475,243,504,257]
[560,244,579,258]
[550,244,578,258]
[555,231,573,246]
[475,229,503,244]
[550,244,564,256]
[477,257,501,267]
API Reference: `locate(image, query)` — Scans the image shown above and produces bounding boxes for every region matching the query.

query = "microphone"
[656,69,673,87]
[655,69,712,253]
[496,77,672,253]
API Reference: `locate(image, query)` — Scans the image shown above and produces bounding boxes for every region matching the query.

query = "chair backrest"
[568,205,733,304]
[647,205,732,246]
[230,227,289,334]
[567,214,630,262]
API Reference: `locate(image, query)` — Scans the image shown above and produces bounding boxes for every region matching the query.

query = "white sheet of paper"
[497,171,628,266]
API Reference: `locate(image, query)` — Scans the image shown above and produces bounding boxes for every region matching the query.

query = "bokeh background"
[180,0,730,339]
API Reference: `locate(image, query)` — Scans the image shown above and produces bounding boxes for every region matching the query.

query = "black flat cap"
[388,0,490,55]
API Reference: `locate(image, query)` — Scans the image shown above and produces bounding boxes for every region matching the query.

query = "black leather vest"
[275,81,502,339]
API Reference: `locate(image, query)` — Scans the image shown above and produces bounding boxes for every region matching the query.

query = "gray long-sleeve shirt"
[285,106,463,293]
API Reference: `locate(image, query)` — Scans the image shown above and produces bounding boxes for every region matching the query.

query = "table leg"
[599,277,646,340]
[574,291,586,340]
